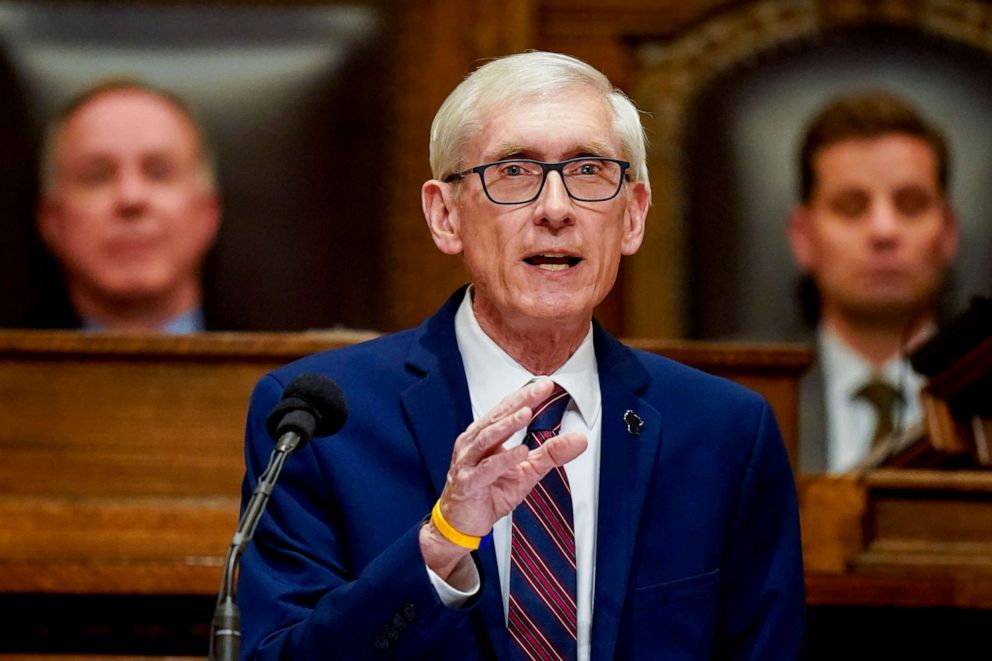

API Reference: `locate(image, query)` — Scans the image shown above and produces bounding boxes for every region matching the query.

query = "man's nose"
[867,198,901,241]
[534,170,574,227]
[114,170,150,214]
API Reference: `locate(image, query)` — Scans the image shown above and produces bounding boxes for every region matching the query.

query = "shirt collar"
[454,286,600,429]
[82,307,205,334]
[162,308,206,333]
[818,325,920,401]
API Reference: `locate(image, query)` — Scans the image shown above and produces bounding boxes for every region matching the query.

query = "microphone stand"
[209,431,302,661]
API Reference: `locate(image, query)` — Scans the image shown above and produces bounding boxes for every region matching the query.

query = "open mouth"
[523,253,582,271]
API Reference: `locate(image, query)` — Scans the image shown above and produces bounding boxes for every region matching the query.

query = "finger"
[465,378,554,437]
[524,432,588,477]
[456,406,531,466]
[438,444,528,534]
[468,432,587,517]
[469,442,531,488]
[471,432,588,493]
[456,379,555,464]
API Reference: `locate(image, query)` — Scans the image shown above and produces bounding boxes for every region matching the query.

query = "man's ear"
[787,205,815,272]
[938,204,959,266]
[36,198,64,258]
[196,191,222,251]
[620,180,650,256]
[422,180,463,255]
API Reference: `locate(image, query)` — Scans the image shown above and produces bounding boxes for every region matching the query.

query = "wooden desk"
[802,470,992,606]
[0,330,809,657]
[799,470,992,658]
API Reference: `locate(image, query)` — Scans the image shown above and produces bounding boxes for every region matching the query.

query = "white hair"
[429,51,649,191]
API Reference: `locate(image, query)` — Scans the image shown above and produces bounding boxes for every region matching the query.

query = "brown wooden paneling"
[627,338,810,462]
[0,329,808,599]
[799,471,992,609]
[0,330,373,599]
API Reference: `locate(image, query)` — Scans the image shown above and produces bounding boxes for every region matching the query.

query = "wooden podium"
[0,330,809,659]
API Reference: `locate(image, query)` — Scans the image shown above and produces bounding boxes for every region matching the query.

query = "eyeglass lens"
[482,159,623,203]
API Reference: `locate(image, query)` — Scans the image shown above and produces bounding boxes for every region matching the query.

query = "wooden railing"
[0,330,809,657]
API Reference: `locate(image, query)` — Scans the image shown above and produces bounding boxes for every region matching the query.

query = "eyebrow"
[488,141,616,162]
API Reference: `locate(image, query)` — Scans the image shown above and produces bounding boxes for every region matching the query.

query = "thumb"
[529,431,587,474]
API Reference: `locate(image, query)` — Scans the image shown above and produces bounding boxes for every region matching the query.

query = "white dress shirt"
[81,307,206,333]
[428,288,602,660]
[819,327,925,473]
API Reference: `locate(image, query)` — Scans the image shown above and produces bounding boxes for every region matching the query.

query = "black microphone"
[265,372,349,451]
[209,373,348,661]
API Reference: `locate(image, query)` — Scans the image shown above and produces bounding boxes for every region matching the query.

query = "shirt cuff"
[426,558,480,607]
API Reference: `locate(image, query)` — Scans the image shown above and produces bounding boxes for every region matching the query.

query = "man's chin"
[845,297,931,326]
[521,288,597,316]
[101,280,173,305]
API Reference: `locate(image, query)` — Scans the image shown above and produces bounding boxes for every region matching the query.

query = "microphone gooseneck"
[209,373,348,661]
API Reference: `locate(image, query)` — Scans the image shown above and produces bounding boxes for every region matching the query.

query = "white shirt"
[819,327,925,473]
[81,307,206,333]
[429,288,602,660]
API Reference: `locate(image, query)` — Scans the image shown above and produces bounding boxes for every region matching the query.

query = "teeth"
[524,253,579,270]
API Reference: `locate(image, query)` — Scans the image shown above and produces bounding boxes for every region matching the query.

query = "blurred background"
[0,2,394,332]
[0,0,989,338]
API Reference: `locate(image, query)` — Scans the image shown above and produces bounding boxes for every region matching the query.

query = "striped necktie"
[508,383,577,660]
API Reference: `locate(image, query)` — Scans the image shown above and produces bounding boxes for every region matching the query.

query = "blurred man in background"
[788,90,959,473]
[36,80,220,332]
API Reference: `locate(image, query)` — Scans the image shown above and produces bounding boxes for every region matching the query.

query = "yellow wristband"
[431,501,481,550]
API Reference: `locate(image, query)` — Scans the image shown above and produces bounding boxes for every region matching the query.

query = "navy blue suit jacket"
[238,290,805,659]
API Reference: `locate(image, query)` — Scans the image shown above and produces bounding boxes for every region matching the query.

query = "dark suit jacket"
[798,358,829,474]
[237,290,806,659]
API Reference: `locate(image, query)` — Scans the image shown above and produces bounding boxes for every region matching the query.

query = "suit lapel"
[799,357,828,473]
[402,362,469,497]
[399,290,509,659]
[589,329,663,661]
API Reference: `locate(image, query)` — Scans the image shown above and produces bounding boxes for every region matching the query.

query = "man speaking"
[237,51,805,659]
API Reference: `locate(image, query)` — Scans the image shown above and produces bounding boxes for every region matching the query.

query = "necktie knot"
[528,383,571,436]
[854,378,903,447]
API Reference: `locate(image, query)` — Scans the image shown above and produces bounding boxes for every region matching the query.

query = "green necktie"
[855,378,903,447]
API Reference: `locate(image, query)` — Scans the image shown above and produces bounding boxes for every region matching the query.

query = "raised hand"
[420,378,587,581]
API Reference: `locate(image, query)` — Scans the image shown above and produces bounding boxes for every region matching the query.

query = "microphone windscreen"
[265,373,348,440]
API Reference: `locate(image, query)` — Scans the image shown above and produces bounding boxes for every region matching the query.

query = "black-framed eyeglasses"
[443,157,631,205]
